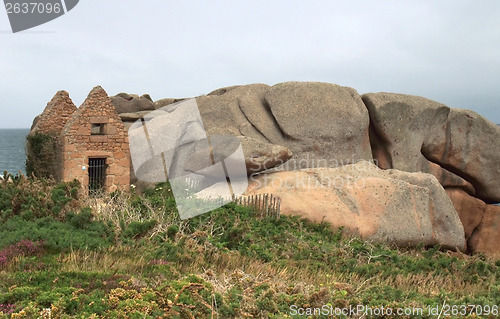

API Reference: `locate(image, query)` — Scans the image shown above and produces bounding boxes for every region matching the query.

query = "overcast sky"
[1,0,499,128]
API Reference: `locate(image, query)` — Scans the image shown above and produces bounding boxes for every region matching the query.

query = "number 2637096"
[5,2,62,14]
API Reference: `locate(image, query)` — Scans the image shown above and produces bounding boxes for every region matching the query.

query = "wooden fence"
[234,193,280,218]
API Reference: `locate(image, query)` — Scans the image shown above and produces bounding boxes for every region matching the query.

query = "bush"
[0,213,114,252]
[25,132,58,178]
[166,225,179,240]
[0,178,80,222]
[122,220,157,239]
[66,207,93,229]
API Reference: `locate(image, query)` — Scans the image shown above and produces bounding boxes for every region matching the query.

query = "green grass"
[0,178,499,318]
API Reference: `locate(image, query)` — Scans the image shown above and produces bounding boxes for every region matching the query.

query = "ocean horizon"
[0,128,30,175]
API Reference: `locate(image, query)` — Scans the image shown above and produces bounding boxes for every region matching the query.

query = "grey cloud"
[0,0,499,128]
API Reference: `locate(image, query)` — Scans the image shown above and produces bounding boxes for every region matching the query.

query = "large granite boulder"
[264,82,372,168]
[238,136,292,174]
[469,205,500,258]
[362,93,500,203]
[153,98,178,109]
[129,81,371,183]
[197,82,373,171]
[197,84,275,141]
[445,188,485,242]
[184,136,293,175]
[423,109,500,203]
[111,93,155,114]
[245,161,466,251]
[119,111,154,122]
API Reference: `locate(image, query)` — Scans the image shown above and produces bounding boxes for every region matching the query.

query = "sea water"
[0,128,30,175]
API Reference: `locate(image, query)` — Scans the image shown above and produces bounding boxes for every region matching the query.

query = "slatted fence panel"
[234,193,280,218]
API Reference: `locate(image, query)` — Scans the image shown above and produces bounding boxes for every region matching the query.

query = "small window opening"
[91,123,106,135]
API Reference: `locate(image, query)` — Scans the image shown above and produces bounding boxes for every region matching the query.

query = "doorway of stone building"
[88,158,107,194]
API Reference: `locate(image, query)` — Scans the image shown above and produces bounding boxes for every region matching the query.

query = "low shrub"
[122,220,157,239]
[0,239,44,269]
[0,180,499,318]
[0,177,80,222]
[0,212,114,252]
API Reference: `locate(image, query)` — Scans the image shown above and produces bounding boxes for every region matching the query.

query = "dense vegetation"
[25,132,58,178]
[0,173,499,318]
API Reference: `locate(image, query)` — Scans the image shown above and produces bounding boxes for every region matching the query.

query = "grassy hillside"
[0,175,499,318]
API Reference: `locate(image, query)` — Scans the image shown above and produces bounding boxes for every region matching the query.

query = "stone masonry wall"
[60,86,130,192]
[32,91,77,136]
[29,90,77,180]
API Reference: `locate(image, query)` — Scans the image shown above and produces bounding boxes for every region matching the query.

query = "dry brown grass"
[57,246,148,274]
[83,191,186,240]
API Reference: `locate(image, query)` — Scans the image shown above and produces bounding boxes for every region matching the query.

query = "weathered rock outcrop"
[246,161,466,251]
[445,188,485,242]
[469,205,500,258]
[183,135,293,175]
[84,82,500,256]
[196,84,274,141]
[424,109,500,203]
[265,82,373,168]
[446,189,500,256]
[119,111,154,122]
[237,136,293,174]
[362,93,500,203]
[153,98,184,109]
[196,82,373,170]
[111,93,155,114]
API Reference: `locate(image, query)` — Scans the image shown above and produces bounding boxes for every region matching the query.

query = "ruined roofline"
[31,90,77,137]
[61,85,122,136]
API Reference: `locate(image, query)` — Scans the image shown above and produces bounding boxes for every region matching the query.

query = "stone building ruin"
[27,86,130,193]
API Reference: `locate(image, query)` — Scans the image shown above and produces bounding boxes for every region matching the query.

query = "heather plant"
[0,239,44,269]
[0,303,15,316]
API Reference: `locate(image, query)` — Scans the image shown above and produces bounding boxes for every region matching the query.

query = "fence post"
[277,197,280,218]
[272,196,276,217]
